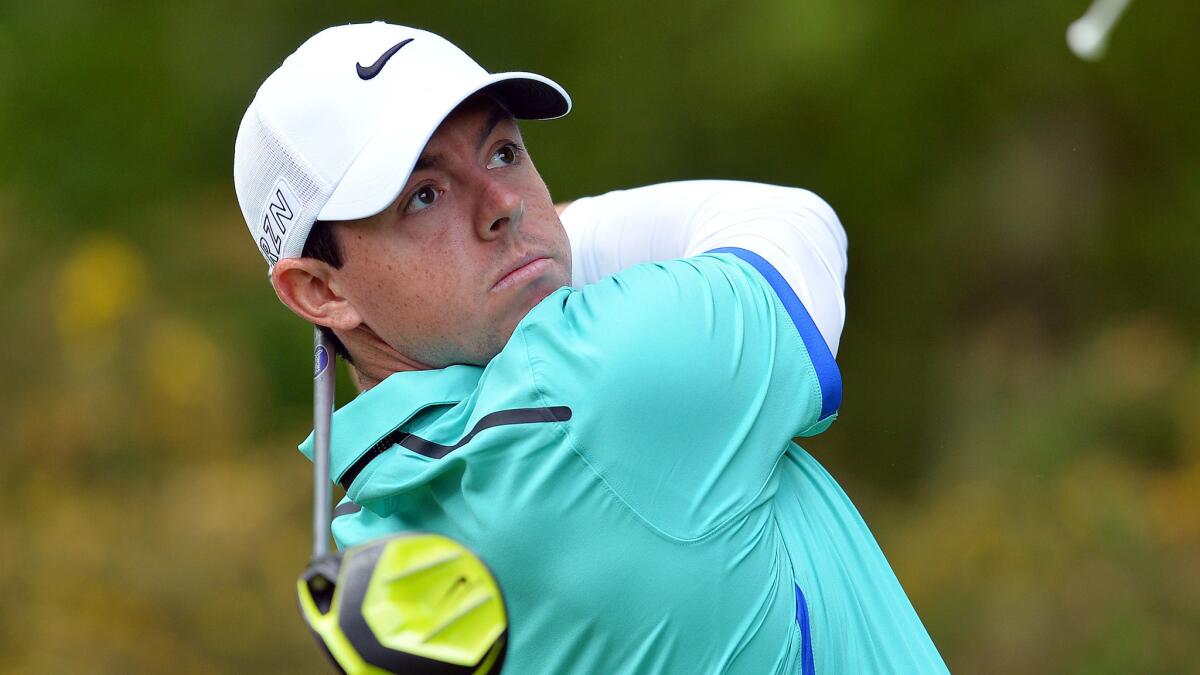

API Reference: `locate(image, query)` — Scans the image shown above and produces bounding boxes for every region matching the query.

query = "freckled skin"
[326,96,572,380]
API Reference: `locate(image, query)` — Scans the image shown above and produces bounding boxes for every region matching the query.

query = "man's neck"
[341,328,434,392]
[352,366,386,392]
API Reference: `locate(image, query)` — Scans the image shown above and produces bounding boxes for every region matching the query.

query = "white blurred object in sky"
[1067,0,1133,61]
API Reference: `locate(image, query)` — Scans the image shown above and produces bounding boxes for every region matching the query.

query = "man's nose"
[476,177,523,240]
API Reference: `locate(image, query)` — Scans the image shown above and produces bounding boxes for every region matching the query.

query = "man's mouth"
[492,254,552,291]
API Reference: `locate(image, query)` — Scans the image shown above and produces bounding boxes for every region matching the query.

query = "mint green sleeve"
[519,251,841,539]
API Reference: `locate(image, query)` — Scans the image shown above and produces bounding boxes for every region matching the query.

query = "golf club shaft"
[313,327,336,559]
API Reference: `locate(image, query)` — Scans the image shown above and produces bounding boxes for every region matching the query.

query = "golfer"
[234,22,948,674]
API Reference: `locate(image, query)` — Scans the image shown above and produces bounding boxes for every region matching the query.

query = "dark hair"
[301,220,352,364]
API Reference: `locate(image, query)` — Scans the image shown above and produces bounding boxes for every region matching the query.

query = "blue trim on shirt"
[706,247,842,420]
[795,585,816,675]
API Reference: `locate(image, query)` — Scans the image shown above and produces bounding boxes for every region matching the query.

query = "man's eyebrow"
[410,107,513,175]
[476,106,514,151]
[412,153,443,172]
[410,109,512,173]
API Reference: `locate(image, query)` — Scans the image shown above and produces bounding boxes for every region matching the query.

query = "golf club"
[297,327,510,674]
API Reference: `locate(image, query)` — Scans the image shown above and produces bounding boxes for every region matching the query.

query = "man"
[234,22,948,674]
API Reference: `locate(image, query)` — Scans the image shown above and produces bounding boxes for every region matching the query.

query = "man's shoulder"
[504,251,791,427]
[519,252,758,329]
[513,252,770,363]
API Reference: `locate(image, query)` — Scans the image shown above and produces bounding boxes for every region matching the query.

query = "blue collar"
[297,364,484,487]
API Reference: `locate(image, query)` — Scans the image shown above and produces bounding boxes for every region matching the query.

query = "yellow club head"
[298,533,507,674]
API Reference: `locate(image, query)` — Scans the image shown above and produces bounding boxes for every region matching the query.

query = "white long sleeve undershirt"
[559,180,849,355]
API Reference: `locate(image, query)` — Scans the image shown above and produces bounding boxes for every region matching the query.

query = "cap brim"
[316,72,570,223]
[480,72,571,120]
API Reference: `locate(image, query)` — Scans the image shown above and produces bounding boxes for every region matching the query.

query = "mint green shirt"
[300,250,947,674]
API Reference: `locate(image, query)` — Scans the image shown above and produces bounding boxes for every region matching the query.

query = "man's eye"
[405,186,439,213]
[486,143,521,169]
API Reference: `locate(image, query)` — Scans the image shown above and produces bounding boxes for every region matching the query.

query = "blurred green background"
[2,0,1198,672]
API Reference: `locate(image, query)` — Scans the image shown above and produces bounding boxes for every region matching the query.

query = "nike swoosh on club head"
[356,38,414,80]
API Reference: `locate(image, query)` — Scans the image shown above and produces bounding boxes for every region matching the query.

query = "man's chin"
[479,263,568,360]
[482,283,557,358]
[511,284,556,328]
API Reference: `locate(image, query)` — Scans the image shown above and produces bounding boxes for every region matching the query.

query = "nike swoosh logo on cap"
[356,38,414,80]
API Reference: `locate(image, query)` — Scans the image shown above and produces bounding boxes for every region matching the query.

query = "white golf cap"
[233,22,571,269]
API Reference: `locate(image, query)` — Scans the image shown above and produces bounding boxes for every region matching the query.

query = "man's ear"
[270,258,363,331]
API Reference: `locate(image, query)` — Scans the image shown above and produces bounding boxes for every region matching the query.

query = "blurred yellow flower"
[141,317,228,448]
[54,237,146,367]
